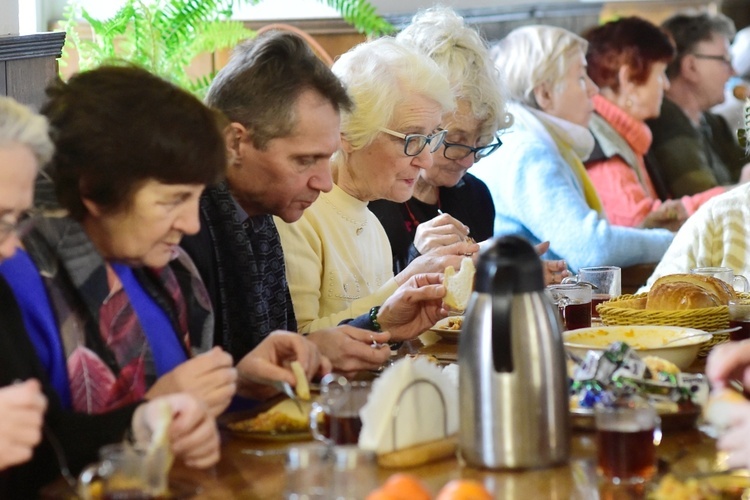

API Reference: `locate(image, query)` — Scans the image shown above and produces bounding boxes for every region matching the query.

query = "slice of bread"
[444,257,476,312]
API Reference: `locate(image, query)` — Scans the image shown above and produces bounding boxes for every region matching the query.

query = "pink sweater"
[586,94,724,227]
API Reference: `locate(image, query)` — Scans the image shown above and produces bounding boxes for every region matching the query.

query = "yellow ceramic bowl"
[563,325,712,370]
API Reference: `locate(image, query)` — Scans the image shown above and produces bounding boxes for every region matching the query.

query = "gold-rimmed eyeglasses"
[378,127,448,157]
[443,138,503,162]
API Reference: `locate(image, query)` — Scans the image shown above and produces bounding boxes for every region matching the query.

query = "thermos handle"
[491,278,514,373]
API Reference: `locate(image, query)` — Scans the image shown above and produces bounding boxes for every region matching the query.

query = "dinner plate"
[429,316,463,342]
[570,402,701,432]
[219,397,313,442]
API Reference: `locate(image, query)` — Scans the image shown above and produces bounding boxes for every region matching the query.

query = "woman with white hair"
[369,7,570,284]
[472,25,675,272]
[276,37,474,335]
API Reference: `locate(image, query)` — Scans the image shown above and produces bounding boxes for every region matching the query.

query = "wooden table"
[165,336,724,499]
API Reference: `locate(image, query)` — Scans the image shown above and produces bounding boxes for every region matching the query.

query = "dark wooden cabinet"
[0,32,65,110]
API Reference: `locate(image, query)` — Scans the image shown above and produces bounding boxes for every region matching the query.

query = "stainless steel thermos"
[458,236,570,469]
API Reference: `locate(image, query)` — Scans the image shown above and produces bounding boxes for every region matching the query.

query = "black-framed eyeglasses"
[691,53,733,66]
[378,127,448,157]
[442,138,503,162]
[0,210,37,244]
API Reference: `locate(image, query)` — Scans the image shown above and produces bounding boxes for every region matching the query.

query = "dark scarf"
[199,181,296,359]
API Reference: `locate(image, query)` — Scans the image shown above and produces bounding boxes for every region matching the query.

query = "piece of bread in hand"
[290,360,310,400]
[444,257,476,312]
[704,388,747,431]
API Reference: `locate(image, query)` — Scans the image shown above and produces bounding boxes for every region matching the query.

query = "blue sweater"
[472,104,674,272]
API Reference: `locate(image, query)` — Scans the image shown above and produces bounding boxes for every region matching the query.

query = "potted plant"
[60,0,393,96]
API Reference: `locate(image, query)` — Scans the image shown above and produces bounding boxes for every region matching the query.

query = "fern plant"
[61,0,393,96]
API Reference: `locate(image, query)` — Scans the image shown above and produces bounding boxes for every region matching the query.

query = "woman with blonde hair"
[472,25,674,272]
[276,37,474,334]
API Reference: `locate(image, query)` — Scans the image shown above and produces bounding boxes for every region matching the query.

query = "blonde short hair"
[331,37,454,153]
[493,25,588,108]
[397,6,512,135]
[0,96,53,166]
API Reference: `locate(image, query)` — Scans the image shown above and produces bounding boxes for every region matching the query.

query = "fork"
[273,380,303,413]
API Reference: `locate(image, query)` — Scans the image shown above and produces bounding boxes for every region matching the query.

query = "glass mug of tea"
[563,266,621,319]
[594,397,661,485]
[78,442,170,500]
[310,374,371,446]
[691,266,750,292]
[545,283,592,331]
[728,300,750,341]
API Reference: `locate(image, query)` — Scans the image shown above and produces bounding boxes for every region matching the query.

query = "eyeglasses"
[0,211,36,244]
[692,53,733,66]
[443,138,503,162]
[378,127,448,157]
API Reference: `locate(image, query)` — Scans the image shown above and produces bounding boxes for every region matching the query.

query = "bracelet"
[369,306,382,332]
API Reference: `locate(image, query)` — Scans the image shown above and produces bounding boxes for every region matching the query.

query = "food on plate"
[366,473,431,500]
[704,388,747,432]
[445,316,463,331]
[290,360,310,400]
[646,274,736,310]
[406,354,440,364]
[444,257,475,311]
[436,479,492,500]
[642,355,681,376]
[228,399,311,433]
[652,473,749,500]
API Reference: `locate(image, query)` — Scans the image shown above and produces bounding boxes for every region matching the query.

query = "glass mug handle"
[733,275,750,293]
[78,462,107,500]
[561,276,578,285]
[309,402,333,446]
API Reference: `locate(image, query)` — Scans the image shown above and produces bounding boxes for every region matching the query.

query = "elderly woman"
[369,7,569,284]
[0,95,222,497]
[472,25,675,273]
[0,66,330,421]
[275,38,474,334]
[583,17,725,231]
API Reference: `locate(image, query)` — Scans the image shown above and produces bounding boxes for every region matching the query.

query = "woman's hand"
[235,331,332,399]
[378,272,447,342]
[716,399,750,470]
[639,200,687,232]
[131,393,220,469]
[306,327,391,378]
[146,347,237,417]
[395,245,478,286]
[534,242,571,285]
[706,341,750,391]
[0,380,47,470]
[413,213,471,255]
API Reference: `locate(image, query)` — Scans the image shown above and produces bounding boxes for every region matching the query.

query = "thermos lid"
[474,236,544,295]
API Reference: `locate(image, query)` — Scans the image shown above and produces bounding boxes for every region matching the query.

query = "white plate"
[429,316,464,341]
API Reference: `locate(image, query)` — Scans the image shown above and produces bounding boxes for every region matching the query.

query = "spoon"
[662,326,741,346]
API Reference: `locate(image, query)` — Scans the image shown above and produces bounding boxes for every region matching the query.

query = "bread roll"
[444,257,475,311]
[704,388,747,431]
[645,274,736,310]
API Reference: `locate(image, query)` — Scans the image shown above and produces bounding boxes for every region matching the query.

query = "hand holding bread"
[443,257,476,312]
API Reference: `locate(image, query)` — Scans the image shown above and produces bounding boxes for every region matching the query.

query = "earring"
[625,98,633,108]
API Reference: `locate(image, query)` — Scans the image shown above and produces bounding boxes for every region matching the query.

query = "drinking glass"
[78,443,170,499]
[545,283,592,331]
[564,266,621,319]
[310,374,371,446]
[691,266,750,292]
[594,398,661,485]
[729,300,750,341]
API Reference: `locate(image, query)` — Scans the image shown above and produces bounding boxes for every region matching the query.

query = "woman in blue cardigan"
[472,25,675,272]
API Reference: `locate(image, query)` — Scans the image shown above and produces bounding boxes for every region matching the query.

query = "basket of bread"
[597,274,748,356]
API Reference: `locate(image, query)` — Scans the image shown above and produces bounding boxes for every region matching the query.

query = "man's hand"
[378,272,447,342]
[0,380,47,470]
[306,326,391,377]
[146,347,237,417]
[235,331,331,399]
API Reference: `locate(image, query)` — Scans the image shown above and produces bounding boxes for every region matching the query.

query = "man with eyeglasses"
[369,7,571,284]
[646,11,750,199]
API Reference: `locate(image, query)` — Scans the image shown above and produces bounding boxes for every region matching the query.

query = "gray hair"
[492,25,588,108]
[0,96,53,166]
[662,11,736,79]
[397,6,512,135]
[331,37,454,155]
